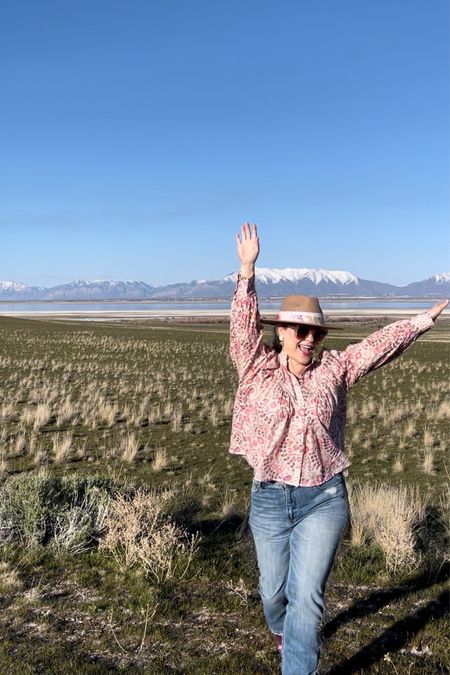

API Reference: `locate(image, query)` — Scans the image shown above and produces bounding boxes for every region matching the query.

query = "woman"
[229,222,448,675]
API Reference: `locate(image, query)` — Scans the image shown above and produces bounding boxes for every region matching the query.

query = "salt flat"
[2,307,450,320]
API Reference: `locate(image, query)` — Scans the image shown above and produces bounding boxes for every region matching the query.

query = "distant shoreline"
[0,295,445,304]
[2,308,449,321]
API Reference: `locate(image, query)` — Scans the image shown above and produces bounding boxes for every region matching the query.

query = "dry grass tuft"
[0,451,7,480]
[14,434,26,456]
[121,434,140,463]
[220,486,238,519]
[423,427,436,449]
[422,450,435,475]
[348,482,426,571]
[393,456,404,473]
[225,577,251,605]
[152,448,168,472]
[99,489,199,582]
[0,561,22,591]
[171,405,183,432]
[52,433,72,463]
[435,400,450,420]
[0,403,16,420]
[33,403,52,431]
[56,399,76,426]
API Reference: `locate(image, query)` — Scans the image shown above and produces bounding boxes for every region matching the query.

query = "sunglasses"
[285,324,328,341]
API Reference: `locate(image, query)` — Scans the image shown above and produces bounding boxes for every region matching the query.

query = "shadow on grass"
[325,563,449,674]
[190,514,259,586]
[194,514,248,559]
[0,635,129,674]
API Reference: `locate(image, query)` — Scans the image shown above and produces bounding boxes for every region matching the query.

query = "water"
[0,299,435,313]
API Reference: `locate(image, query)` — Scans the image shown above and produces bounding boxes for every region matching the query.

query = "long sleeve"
[337,312,434,389]
[229,274,270,380]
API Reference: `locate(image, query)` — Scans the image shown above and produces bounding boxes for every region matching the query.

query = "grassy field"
[0,315,448,674]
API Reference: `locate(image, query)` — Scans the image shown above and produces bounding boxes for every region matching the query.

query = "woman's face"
[278,324,327,374]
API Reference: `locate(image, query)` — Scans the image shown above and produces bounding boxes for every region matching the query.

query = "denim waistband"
[252,473,343,490]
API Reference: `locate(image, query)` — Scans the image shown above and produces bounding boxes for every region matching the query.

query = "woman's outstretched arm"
[339,299,449,389]
[230,223,269,380]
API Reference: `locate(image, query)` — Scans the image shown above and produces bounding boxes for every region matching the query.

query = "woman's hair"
[272,326,283,353]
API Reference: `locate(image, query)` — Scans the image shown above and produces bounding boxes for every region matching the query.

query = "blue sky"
[1,0,448,287]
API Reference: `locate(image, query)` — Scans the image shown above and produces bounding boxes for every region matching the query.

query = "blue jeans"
[249,473,349,675]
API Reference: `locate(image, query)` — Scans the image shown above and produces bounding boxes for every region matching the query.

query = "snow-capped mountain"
[226,267,359,286]
[223,268,399,297]
[433,273,450,283]
[40,280,155,300]
[402,273,450,297]
[143,278,231,299]
[0,270,448,300]
[0,281,43,299]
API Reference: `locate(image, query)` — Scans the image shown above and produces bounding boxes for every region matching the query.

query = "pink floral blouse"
[229,275,434,487]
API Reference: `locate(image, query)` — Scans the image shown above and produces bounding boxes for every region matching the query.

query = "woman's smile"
[297,342,314,357]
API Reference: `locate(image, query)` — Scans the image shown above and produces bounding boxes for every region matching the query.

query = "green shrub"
[0,473,115,550]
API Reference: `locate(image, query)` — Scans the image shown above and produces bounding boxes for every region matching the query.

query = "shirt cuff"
[236,273,256,295]
[411,312,435,332]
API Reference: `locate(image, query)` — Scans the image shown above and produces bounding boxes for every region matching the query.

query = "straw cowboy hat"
[260,295,337,330]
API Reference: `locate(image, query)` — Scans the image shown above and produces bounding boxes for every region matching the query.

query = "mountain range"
[1,269,449,301]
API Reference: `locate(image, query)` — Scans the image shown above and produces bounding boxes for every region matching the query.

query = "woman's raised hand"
[428,299,449,321]
[236,222,259,278]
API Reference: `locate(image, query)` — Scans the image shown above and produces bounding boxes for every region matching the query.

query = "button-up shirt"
[229,275,434,486]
